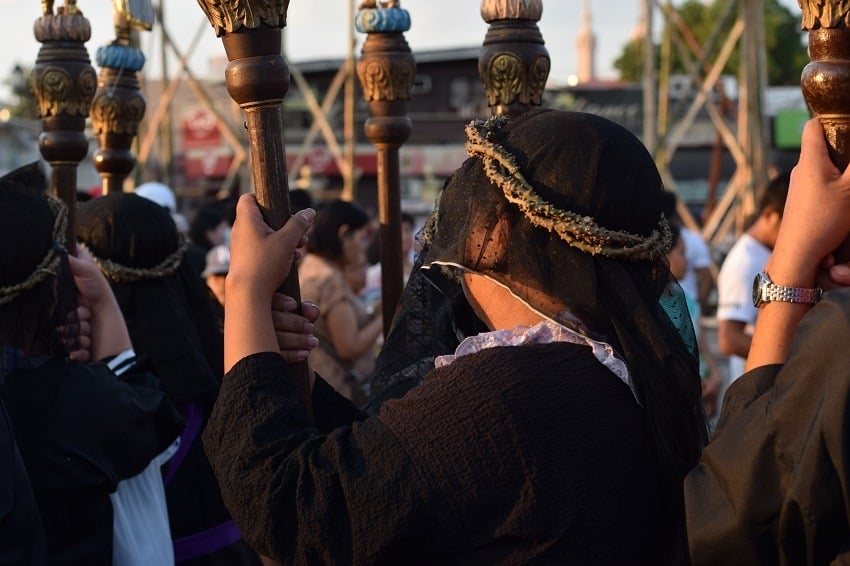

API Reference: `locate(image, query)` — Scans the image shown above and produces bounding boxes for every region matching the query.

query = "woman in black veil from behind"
[370,109,707,561]
[203,109,706,565]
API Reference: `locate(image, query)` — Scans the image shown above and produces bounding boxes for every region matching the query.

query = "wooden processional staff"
[800,1,850,171]
[90,0,153,194]
[195,1,311,402]
[32,0,97,249]
[355,2,415,336]
[800,1,850,262]
[478,0,550,117]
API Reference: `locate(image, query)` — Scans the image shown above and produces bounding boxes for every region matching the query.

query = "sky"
[0,0,803,100]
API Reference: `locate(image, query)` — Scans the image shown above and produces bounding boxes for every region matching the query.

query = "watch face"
[753,272,764,307]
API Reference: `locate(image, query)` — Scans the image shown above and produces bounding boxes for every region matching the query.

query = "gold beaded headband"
[464,117,671,261]
[84,238,190,284]
[0,194,68,306]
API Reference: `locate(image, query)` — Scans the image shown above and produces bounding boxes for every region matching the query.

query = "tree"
[4,64,39,119]
[613,0,807,86]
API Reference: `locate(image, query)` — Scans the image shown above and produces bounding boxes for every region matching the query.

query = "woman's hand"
[62,305,92,363]
[272,293,320,364]
[67,245,132,361]
[224,195,315,372]
[226,194,315,299]
[769,119,850,287]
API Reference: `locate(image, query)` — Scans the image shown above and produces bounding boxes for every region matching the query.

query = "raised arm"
[224,194,315,373]
[746,119,850,371]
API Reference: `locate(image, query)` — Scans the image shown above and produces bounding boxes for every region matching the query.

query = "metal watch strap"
[763,282,822,304]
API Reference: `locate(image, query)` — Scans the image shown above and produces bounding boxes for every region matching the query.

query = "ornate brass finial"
[196,0,290,37]
[799,0,850,30]
[479,0,550,116]
[800,0,850,170]
[42,0,80,16]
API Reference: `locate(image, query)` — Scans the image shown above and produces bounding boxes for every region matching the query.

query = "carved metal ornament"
[32,13,97,118]
[484,53,549,106]
[799,0,850,30]
[357,57,415,102]
[196,0,290,37]
[481,0,542,23]
[91,88,145,135]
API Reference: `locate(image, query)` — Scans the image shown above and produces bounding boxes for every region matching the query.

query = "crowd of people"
[2,108,850,565]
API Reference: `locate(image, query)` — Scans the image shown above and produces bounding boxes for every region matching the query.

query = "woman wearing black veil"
[0,165,182,564]
[203,109,707,564]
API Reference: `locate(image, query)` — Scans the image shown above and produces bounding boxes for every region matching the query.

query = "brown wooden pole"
[800,1,850,262]
[800,1,850,171]
[32,2,97,250]
[195,2,310,408]
[355,4,415,337]
[479,0,549,117]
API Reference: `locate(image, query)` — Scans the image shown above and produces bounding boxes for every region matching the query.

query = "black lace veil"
[76,193,222,404]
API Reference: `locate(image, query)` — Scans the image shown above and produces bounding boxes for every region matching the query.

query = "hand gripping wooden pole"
[195,1,311,407]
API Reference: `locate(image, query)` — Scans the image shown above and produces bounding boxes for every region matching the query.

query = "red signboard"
[182,108,222,150]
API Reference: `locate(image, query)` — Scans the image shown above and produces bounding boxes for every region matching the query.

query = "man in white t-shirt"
[717,172,790,382]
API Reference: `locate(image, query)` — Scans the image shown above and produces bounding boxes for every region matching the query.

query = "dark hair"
[189,205,225,250]
[366,212,416,265]
[669,223,682,248]
[307,199,370,261]
[758,171,790,217]
[289,189,315,214]
[659,190,678,220]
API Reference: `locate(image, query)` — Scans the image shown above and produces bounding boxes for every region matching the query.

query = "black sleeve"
[0,401,47,566]
[685,288,850,565]
[202,353,460,564]
[51,361,184,490]
[310,374,367,432]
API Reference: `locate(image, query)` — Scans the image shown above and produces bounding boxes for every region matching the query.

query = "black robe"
[204,343,667,565]
[0,398,46,565]
[685,287,850,564]
[0,358,182,565]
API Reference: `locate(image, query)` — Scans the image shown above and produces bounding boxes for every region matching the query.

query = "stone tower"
[576,0,596,83]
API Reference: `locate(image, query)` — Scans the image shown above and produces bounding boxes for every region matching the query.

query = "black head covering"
[0,163,78,366]
[76,193,222,404]
[373,109,705,563]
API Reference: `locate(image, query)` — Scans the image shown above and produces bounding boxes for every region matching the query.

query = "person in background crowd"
[202,110,706,564]
[202,245,229,308]
[0,164,182,565]
[77,194,249,565]
[364,212,416,299]
[185,205,229,278]
[660,192,724,418]
[716,172,789,382]
[136,182,190,236]
[298,199,383,406]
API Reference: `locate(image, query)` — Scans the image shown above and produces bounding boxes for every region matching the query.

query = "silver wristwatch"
[752,271,822,308]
